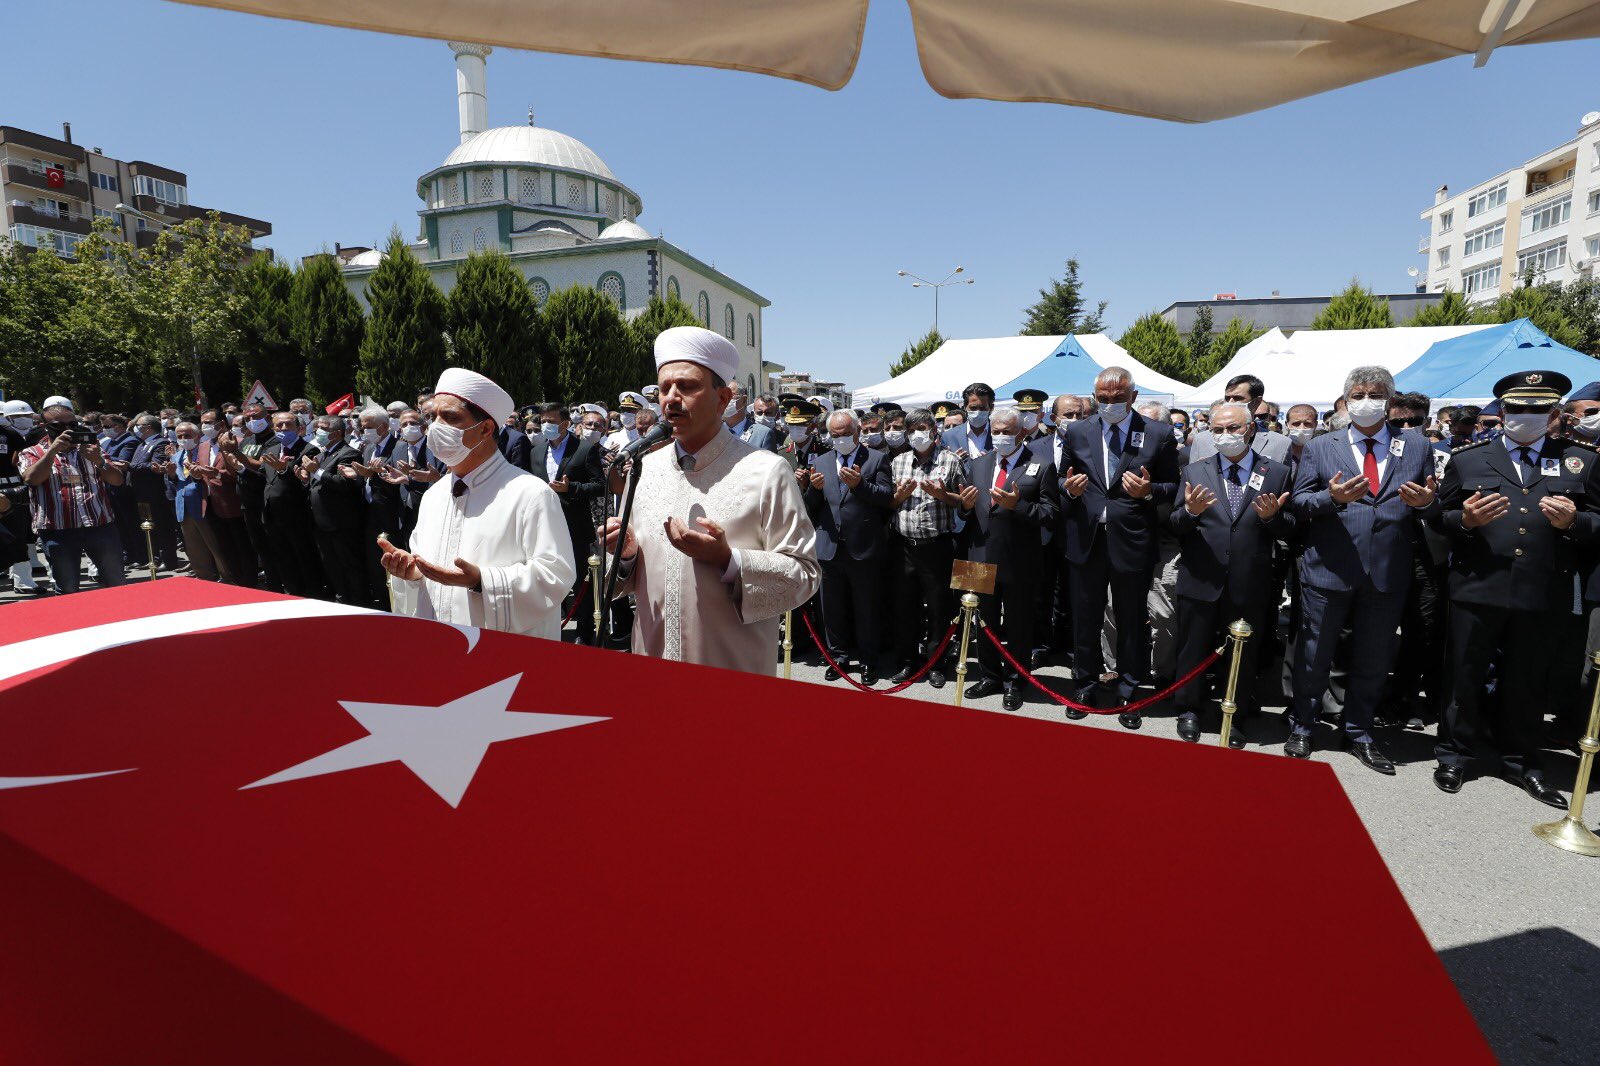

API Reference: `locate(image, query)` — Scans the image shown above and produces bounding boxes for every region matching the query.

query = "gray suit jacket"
[1187,427,1291,465]
[732,418,780,453]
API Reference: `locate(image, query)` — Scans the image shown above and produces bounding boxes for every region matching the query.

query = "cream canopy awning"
[172,0,1600,121]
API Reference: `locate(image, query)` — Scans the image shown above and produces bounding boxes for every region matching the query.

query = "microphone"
[607,420,673,468]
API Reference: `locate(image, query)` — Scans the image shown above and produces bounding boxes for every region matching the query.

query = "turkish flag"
[0,581,1490,1062]
[45,166,65,189]
[325,392,356,415]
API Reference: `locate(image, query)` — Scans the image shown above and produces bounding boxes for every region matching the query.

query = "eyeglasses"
[1389,416,1426,428]
[1477,420,1502,429]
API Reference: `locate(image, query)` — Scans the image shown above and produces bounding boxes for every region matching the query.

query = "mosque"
[340,41,770,395]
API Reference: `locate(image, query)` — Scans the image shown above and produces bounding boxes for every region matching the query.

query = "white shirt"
[545,431,571,481]
[965,425,991,458]
[991,447,1024,494]
[1347,424,1392,482]
[1219,446,1256,486]
[1501,433,1544,485]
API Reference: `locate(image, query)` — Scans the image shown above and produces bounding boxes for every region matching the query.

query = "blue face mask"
[276,429,300,448]
[967,409,990,431]
[542,422,563,442]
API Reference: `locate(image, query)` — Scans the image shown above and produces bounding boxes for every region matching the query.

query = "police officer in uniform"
[1013,389,1051,445]
[1433,370,1600,808]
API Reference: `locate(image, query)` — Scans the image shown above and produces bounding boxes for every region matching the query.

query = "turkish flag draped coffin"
[0,581,1490,1063]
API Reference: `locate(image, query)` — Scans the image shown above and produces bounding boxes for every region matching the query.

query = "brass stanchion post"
[588,555,602,638]
[782,610,793,680]
[1217,619,1253,749]
[952,592,980,708]
[138,503,158,583]
[1533,650,1600,856]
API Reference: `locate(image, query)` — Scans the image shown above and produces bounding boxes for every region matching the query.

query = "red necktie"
[1362,439,1379,497]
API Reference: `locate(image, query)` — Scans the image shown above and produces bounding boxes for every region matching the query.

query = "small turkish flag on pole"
[0,582,1492,1062]
[45,167,65,189]
[324,393,356,415]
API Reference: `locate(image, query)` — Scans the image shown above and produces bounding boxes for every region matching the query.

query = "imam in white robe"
[617,427,819,675]
[390,451,576,639]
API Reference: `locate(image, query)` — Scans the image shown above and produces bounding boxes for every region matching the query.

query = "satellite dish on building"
[1582,111,1600,127]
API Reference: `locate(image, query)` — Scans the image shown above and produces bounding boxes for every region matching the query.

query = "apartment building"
[1,123,270,259]
[1416,111,1600,302]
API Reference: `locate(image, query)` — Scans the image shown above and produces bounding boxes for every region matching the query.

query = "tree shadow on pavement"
[1438,926,1600,1065]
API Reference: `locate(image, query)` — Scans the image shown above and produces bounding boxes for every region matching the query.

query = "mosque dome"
[442,126,616,182]
[597,219,651,241]
[345,248,385,268]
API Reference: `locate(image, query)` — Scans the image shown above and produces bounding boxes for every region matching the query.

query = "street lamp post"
[117,202,205,409]
[897,266,974,335]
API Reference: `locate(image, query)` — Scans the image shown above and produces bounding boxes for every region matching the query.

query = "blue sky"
[6,1,1598,387]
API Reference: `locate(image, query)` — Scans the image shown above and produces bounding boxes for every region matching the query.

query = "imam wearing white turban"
[603,327,820,675]
[382,368,575,638]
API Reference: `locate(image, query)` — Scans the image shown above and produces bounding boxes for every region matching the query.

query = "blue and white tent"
[1394,319,1600,404]
[995,334,1187,401]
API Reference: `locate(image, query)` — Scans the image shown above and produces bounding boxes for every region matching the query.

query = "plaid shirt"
[18,440,116,533]
[891,446,967,540]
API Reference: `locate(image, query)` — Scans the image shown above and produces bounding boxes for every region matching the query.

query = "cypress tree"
[1186,304,1214,371]
[539,284,635,403]
[292,252,365,407]
[354,232,448,404]
[888,328,944,378]
[627,295,702,390]
[447,250,540,404]
[1118,311,1188,382]
[236,255,302,401]
[1020,258,1107,336]
[1201,317,1264,381]
[1310,280,1394,330]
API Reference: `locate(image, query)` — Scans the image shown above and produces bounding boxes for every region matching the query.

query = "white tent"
[850,336,1064,410]
[1175,324,1494,410]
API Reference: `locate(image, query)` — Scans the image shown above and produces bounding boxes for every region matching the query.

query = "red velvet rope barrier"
[979,622,1223,715]
[561,576,590,627]
[797,609,958,694]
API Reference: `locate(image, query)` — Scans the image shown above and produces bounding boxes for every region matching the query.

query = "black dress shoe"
[1510,773,1568,810]
[1002,684,1022,711]
[1065,708,1088,720]
[965,679,1002,700]
[1227,726,1247,751]
[1176,716,1201,743]
[824,667,842,682]
[1117,711,1141,730]
[927,669,946,689]
[860,668,877,687]
[890,665,916,684]
[1433,765,1463,794]
[1346,739,1396,776]
[1285,732,1312,759]
[1065,685,1095,720]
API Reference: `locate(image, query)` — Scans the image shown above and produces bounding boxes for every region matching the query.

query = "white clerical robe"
[618,427,819,675]
[390,451,576,639]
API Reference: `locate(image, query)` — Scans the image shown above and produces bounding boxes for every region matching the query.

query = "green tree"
[625,295,702,398]
[1551,277,1600,355]
[888,328,944,378]
[1118,311,1188,382]
[540,284,635,403]
[235,255,302,404]
[1020,257,1106,336]
[1185,304,1213,372]
[1310,279,1394,330]
[1471,281,1586,350]
[292,252,366,407]
[0,236,90,406]
[354,233,448,404]
[447,250,540,404]
[1197,316,1264,383]
[1403,288,1475,327]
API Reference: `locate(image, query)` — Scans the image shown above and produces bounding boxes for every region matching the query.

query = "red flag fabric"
[0,581,1491,1062]
[325,393,356,415]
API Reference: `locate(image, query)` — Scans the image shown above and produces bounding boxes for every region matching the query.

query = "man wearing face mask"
[164,421,232,583]
[494,405,535,475]
[128,412,184,573]
[1475,402,1503,442]
[0,400,42,593]
[606,392,647,452]
[878,405,910,458]
[888,408,971,687]
[228,403,284,592]
[376,408,443,550]
[723,381,778,452]
[1170,403,1295,745]
[382,369,576,638]
[339,408,402,608]
[778,394,826,474]
[1288,366,1440,772]
[1432,371,1599,809]
[804,409,895,685]
[942,382,996,457]
[297,415,368,606]
[1032,394,1093,667]
[1187,375,1291,466]
[957,408,1059,711]
[1012,389,1049,443]
[1380,391,1448,733]
[258,409,327,598]
[528,401,606,643]
[16,397,127,595]
[1059,367,1180,719]
[752,394,780,431]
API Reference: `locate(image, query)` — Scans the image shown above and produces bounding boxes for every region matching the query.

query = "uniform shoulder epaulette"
[1452,439,1489,453]
[1564,437,1599,453]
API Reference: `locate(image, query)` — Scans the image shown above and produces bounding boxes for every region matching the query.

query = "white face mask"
[1020,413,1039,432]
[757,414,778,428]
[1577,413,1600,437]
[541,422,564,442]
[361,428,380,445]
[11,416,34,433]
[1288,426,1315,445]
[311,430,331,449]
[177,438,199,452]
[863,431,884,447]
[830,434,857,454]
[246,417,269,434]
[992,433,1019,455]
[910,431,934,453]
[400,424,424,443]
[1502,411,1549,445]
[1346,397,1387,428]
[621,413,637,430]
[723,399,743,421]
[427,419,479,467]
[1214,431,1250,459]
[884,430,906,448]
[200,424,217,439]
[966,409,990,431]
[1099,402,1130,425]
[786,424,809,442]
[388,417,400,433]
[581,425,602,440]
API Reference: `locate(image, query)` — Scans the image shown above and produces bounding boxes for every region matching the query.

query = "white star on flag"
[242,674,607,807]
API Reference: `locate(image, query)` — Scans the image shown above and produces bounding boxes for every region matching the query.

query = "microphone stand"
[598,440,664,645]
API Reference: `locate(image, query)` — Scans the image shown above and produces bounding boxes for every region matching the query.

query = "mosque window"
[567,180,583,208]
[666,276,680,302]
[723,304,735,340]
[529,277,550,305]
[697,291,710,325]
[599,271,625,307]
[746,314,756,348]
[605,188,617,216]
[520,174,540,202]
[477,173,495,199]
[448,177,461,205]
[449,230,464,254]
[472,227,488,252]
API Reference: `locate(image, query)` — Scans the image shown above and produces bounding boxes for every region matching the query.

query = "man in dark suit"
[529,402,607,644]
[297,416,367,606]
[1031,393,1093,667]
[1432,371,1599,808]
[382,408,443,548]
[101,414,143,570]
[352,407,403,610]
[1288,366,1441,773]
[260,410,326,599]
[1059,367,1180,725]
[942,382,995,457]
[1170,403,1295,746]
[804,409,895,684]
[724,382,780,453]
[959,408,1060,711]
[128,414,183,571]
[497,421,534,473]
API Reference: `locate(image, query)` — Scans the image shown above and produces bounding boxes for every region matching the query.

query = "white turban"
[434,367,514,428]
[653,326,739,386]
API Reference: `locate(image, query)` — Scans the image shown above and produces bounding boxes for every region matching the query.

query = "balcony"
[2,163,89,201]
[130,194,271,237]
[1417,235,1431,252]
[1523,176,1574,213]
[6,200,92,235]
